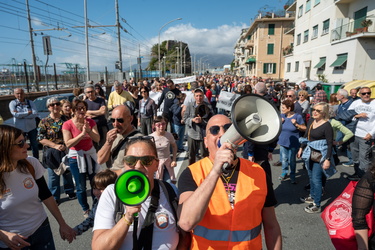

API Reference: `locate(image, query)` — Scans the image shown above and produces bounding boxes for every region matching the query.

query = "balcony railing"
[284,22,295,34]
[331,17,375,42]
[284,0,296,11]
[283,45,293,56]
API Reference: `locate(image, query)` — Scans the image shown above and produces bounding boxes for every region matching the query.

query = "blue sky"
[0,0,285,71]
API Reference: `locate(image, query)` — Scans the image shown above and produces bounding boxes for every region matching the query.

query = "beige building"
[234,13,294,79]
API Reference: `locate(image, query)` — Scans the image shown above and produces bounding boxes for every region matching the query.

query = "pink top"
[150,131,175,159]
[62,118,96,151]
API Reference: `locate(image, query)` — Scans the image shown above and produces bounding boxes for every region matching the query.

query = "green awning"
[246,57,256,63]
[314,57,326,68]
[330,54,348,67]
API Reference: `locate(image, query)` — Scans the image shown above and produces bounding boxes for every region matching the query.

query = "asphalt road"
[40,144,355,250]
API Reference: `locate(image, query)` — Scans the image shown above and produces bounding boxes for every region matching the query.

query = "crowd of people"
[1,74,375,249]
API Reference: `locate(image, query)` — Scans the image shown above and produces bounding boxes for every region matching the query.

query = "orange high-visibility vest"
[189,157,267,250]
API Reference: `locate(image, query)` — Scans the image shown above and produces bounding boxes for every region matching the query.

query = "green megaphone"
[115,170,151,206]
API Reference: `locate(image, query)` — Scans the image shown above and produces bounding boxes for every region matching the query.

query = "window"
[315,0,320,6]
[330,53,348,69]
[263,63,277,74]
[268,24,275,35]
[354,7,368,29]
[306,0,311,12]
[297,34,301,45]
[322,19,330,35]
[295,61,300,72]
[287,63,291,72]
[304,30,309,43]
[267,44,274,55]
[314,57,326,70]
[312,25,318,39]
[298,5,303,18]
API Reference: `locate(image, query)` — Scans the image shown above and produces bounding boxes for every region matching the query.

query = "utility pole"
[25,0,39,91]
[84,0,90,82]
[115,0,122,73]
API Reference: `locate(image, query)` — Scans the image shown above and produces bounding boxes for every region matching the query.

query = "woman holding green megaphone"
[92,135,182,249]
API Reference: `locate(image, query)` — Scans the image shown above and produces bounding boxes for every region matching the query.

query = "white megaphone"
[219,94,282,172]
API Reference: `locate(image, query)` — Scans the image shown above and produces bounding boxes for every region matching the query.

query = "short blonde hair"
[314,102,330,120]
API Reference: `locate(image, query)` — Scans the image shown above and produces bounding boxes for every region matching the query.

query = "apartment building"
[233,13,294,79]
[284,0,375,83]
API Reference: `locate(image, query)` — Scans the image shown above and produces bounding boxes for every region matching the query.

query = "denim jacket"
[299,137,337,178]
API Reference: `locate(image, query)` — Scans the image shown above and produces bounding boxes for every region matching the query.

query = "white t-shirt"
[348,99,375,138]
[0,157,47,248]
[93,184,179,250]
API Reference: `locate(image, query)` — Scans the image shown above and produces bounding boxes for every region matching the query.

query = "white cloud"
[55,23,246,71]
[150,23,247,56]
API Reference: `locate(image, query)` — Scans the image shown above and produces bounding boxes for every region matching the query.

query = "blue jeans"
[68,158,95,211]
[26,128,39,159]
[24,218,55,250]
[280,146,298,182]
[306,161,323,207]
[47,168,75,202]
[173,124,185,150]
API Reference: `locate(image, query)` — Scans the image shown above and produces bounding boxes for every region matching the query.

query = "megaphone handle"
[222,162,230,174]
[132,216,139,248]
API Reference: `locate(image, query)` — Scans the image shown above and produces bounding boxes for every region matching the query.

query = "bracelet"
[123,215,133,226]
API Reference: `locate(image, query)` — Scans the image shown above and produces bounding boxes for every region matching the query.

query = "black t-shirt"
[304,119,333,158]
[159,88,181,113]
[85,97,107,126]
[178,160,277,208]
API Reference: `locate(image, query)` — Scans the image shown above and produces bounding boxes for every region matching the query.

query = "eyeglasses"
[86,91,94,94]
[361,92,371,96]
[49,103,61,107]
[286,95,293,98]
[155,122,166,127]
[111,118,124,123]
[141,91,147,93]
[127,135,155,144]
[209,123,232,135]
[123,155,158,167]
[76,106,86,111]
[13,139,26,148]
[312,108,323,113]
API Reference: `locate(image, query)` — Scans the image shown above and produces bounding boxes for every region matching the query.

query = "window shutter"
[273,63,276,74]
[263,63,267,74]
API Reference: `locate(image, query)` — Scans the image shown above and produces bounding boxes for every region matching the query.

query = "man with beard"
[97,105,142,170]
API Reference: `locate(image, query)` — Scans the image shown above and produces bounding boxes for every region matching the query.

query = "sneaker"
[67,193,77,200]
[304,203,321,213]
[300,196,314,204]
[347,174,360,181]
[83,209,91,218]
[343,162,354,167]
[273,161,282,166]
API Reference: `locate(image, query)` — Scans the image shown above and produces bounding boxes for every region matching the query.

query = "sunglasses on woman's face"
[49,102,61,107]
[209,123,232,135]
[123,155,157,167]
[13,139,26,148]
[312,108,322,113]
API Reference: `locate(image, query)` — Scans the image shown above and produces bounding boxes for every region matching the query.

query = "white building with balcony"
[284,0,375,84]
[233,28,249,76]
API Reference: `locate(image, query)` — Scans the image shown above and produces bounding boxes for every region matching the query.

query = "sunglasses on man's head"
[49,102,61,107]
[123,155,158,167]
[13,139,26,148]
[361,92,371,96]
[209,123,232,135]
[111,118,124,123]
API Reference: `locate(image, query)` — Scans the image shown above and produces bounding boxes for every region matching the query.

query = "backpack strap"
[158,180,178,221]
[114,194,125,223]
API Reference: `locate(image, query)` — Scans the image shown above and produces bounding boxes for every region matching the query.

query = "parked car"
[4,93,75,126]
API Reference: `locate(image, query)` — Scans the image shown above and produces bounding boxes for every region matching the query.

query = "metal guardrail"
[331,17,375,42]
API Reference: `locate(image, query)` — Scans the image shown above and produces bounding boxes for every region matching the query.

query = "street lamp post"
[158,18,182,78]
